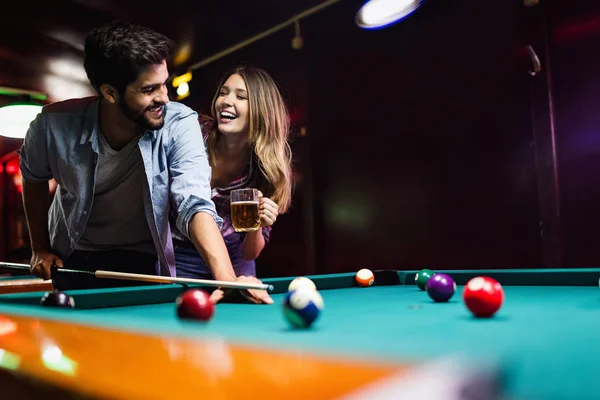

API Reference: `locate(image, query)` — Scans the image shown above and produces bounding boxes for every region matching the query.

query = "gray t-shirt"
[76,132,155,255]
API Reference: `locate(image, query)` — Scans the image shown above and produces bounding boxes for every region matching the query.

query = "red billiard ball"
[176,289,214,322]
[463,277,504,317]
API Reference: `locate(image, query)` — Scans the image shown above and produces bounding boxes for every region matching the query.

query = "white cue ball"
[288,277,317,292]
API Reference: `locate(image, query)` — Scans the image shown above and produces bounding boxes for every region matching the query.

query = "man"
[19,20,272,304]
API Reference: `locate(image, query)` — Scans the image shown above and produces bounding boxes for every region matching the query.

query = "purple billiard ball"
[426,273,456,302]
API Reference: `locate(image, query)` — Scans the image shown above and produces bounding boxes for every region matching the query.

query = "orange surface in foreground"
[0,313,407,399]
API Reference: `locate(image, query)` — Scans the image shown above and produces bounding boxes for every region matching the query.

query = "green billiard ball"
[415,269,435,291]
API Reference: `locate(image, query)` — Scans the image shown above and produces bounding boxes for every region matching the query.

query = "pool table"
[0,274,52,294]
[0,268,598,400]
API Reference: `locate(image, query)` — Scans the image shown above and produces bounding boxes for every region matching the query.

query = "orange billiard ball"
[356,269,374,287]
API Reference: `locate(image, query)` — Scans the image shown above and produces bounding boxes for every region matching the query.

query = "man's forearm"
[22,179,51,252]
[188,212,237,281]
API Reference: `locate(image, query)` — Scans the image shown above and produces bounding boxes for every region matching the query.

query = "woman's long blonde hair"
[205,66,293,213]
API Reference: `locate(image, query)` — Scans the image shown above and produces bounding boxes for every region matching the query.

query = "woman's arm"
[241,228,267,261]
[241,193,278,260]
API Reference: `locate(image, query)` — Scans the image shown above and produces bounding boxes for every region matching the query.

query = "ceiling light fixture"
[0,103,43,139]
[355,0,423,30]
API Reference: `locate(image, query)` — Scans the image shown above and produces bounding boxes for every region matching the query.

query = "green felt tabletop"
[1,268,600,400]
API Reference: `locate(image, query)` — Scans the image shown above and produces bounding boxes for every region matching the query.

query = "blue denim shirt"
[19,96,222,277]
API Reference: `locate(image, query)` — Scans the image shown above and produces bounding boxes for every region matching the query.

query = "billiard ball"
[176,289,214,322]
[288,276,317,292]
[463,276,504,318]
[415,269,435,291]
[282,287,324,328]
[426,273,456,302]
[356,269,374,287]
[40,291,75,308]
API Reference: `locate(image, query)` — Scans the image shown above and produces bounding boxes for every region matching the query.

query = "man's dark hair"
[84,20,174,94]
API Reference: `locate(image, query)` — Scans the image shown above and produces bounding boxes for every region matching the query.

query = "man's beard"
[118,97,166,131]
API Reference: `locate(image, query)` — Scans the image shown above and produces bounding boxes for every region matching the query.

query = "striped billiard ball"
[356,269,374,287]
[282,287,324,328]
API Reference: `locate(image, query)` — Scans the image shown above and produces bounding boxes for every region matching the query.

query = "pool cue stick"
[0,277,50,286]
[0,262,33,275]
[0,262,31,269]
[92,270,274,291]
[0,262,33,276]
[0,262,274,292]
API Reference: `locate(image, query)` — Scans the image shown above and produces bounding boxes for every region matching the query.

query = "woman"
[173,66,293,282]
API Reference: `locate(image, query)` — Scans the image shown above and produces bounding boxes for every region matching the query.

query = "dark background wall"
[305,0,541,274]
[547,0,600,268]
[185,0,545,277]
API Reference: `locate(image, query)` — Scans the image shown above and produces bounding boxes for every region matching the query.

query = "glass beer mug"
[230,189,261,232]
